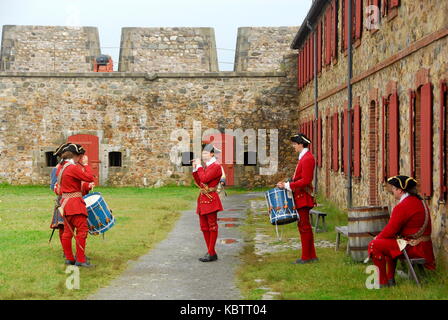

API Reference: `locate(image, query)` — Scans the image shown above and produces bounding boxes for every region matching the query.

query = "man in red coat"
[368,175,436,287]
[55,143,95,267]
[277,133,318,264]
[192,143,224,262]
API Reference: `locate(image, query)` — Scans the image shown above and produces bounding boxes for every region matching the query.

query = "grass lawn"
[236,195,448,300]
[0,184,205,300]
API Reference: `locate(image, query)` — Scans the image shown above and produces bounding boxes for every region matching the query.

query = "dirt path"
[90,192,263,300]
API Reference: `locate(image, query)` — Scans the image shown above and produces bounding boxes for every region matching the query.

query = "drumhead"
[84,194,101,207]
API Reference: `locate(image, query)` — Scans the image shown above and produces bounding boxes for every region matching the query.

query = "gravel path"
[89,192,263,300]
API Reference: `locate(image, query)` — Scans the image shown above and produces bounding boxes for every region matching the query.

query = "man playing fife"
[192,143,224,262]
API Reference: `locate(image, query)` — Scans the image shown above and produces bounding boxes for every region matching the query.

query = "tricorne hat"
[290,133,311,145]
[387,175,417,191]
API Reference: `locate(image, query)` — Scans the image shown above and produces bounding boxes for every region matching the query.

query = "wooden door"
[203,133,235,186]
[68,134,100,186]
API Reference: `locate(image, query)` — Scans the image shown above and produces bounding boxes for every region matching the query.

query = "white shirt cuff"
[193,164,202,172]
[284,181,292,192]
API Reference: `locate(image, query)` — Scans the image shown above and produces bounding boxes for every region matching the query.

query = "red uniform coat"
[289,151,316,209]
[192,161,224,215]
[55,161,95,216]
[376,195,435,268]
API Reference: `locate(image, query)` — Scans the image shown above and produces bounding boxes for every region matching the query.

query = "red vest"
[289,151,316,209]
[192,161,224,215]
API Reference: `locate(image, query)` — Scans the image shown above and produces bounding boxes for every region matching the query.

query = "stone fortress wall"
[0,25,300,189]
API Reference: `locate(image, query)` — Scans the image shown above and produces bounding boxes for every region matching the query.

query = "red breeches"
[61,214,89,263]
[199,212,218,256]
[297,207,317,261]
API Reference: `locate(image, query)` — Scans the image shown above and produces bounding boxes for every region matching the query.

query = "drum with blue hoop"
[265,188,299,225]
[83,192,115,235]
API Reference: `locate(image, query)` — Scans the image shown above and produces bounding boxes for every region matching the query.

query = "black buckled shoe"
[388,279,397,287]
[75,261,95,268]
[65,259,75,265]
[199,253,218,262]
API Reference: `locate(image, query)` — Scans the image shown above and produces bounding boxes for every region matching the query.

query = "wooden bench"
[309,209,327,233]
[335,226,349,254]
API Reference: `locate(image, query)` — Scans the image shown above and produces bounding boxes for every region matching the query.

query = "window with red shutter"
[331,0,338,60]
[382,96,388,180]
[440,81,447,201]
[388,92,399,177]
[355,0,363,41]
[317,21,322,73]
[343,107,349,175]
[353,104,361,177]
[409,89,416,178]
[297,52,301,89]
[318,116,323,168]
[420,83,433,198]
[325,6,332,66]
[342,0,348,51]
[332,112,339,171]
[310,35,314,82]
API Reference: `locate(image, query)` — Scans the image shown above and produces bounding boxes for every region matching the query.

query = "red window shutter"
[355,0,363,40]
[310,35,314,81]
[354,104,361,177]
[300,50,304,88]
[304,41,308,85]
[332,113,339,171]
[440,81,447,199]
[325,7,332,66]
[317,21,322,73]
[318,116,323,167]
[382,97,387,180]
[409,90,416,177]
[388,93,400,176]
[343,108,349,174]
[420,83,433,197]
[306,39,310,83]
[332,0,338,58]
[343,0,348,51]
[297,53,301,88]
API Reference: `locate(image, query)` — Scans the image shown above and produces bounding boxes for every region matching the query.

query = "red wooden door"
[203,133,235,186]
[68,134,100,186]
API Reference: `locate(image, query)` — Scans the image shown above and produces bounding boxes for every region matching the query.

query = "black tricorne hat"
[201,142,221,154]
[53,143,71,156]
[290,133,311,145]
[60,143,86,155]
[387,175,417,191]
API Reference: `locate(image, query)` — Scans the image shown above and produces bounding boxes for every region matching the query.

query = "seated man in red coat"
[368,175,436,288]
[192,143,224,262]
[277,133,318,264]
[55,143,95,267]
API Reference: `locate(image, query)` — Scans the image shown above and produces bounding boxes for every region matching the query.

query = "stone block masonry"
[0,25,101,72]
[234,26,298,72]
[118,27,219,73]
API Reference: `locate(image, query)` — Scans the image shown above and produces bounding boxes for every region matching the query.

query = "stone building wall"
[118,27,219,72]
[234,26,298,72]
[294,0,448,259]
[0,62,298,189]
[0,25,101,72]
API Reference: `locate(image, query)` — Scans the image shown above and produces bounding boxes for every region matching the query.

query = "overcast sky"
[0,0,312,71]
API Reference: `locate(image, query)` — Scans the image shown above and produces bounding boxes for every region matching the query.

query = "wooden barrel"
[348,206,390,262]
